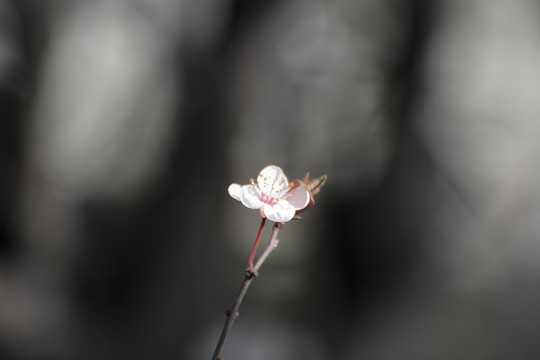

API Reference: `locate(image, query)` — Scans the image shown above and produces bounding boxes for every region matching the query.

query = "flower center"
[261,194,279,206]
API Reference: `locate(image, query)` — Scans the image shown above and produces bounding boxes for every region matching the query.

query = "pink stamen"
[260,194,279,205]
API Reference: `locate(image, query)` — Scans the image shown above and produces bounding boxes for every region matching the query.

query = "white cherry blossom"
[228,165,310,223]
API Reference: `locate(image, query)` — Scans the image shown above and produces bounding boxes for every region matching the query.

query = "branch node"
[245,265,259,278]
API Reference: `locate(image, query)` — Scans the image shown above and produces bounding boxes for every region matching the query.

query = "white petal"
[240,185,264,209]
[263,201,296,223]
[229,183,263,209]
[257,165,289,196]
[228,183,243,201]
[282,180,310,210]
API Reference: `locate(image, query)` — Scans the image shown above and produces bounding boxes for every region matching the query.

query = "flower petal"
[283,179,310,210]
[229,183,263,209]
[228,183,243,201]
[240,185,264,209]
[263,201,296,223]
[257,165,289,197]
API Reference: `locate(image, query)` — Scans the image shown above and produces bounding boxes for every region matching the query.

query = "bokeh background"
[2,0,540,359]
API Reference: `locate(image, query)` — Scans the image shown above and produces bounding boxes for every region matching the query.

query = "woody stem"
[211,222,282,360]
[247,217,266,267]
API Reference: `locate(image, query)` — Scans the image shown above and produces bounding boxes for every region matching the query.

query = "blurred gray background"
[1,0,540,359]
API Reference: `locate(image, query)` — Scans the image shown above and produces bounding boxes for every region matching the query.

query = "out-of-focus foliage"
[1,0,540,359]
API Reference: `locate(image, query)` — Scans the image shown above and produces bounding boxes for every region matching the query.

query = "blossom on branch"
[228,165,315,223]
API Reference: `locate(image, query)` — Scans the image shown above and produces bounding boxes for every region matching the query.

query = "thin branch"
[212,222,282,360]
[211,273,254,360]
[253,223,281,271]
[247,217,266,268]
